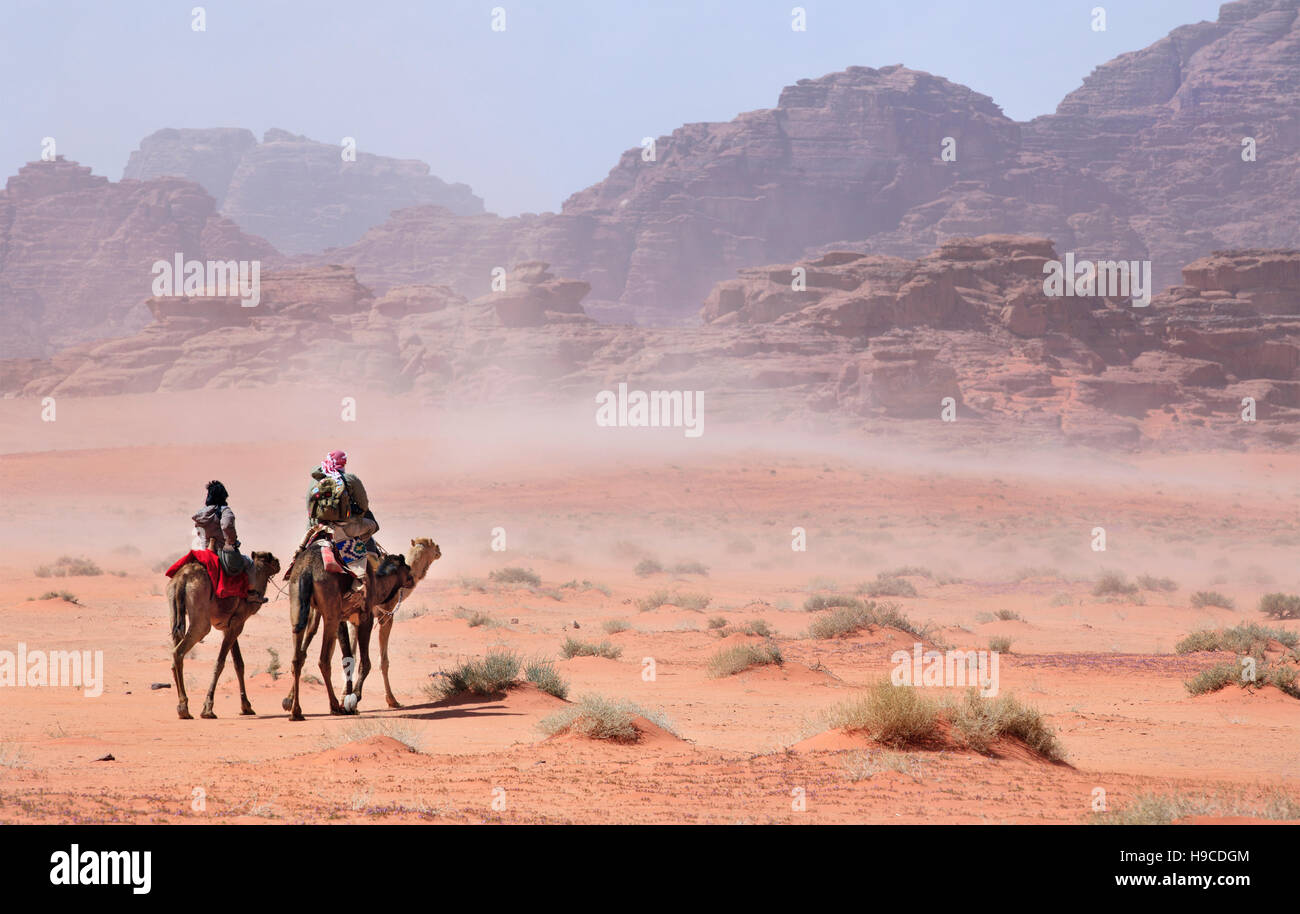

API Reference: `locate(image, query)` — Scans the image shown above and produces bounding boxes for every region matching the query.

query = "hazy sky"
[1,0,1225,216]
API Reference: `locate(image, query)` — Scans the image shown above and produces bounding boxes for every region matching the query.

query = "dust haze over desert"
[1,0,1299,838]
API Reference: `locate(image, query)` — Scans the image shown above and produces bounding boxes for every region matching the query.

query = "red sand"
[1,391,1297,823]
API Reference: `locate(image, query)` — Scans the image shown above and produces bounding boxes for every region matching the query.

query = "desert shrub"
[559,637,622,660]
[1175,622,1297,657]
[674,591,711,611]
[706,641,783,677]
[538,694,676,742]
[266,647,282,680]
[706,616,728,630]
[886,565,934,580]
[943,690,1065,761]
[488,567,541,587]
[826,680,939,747]
[994,609,1023,621]
[1013,566,1060,582]
[1048,592,1073,607]
[634,558,664,577]
[601,618,632,635]
[1259,592,1300,620]
[454,607,496,628]
[1190,590,1235,609]
[560,579,611,596]
[736,619,773,638]
[35,556,102,578]
[426,649,522,699]
[636,590,672,612]
[988,636,1013,653]
[672,561,709,576]
[523,657,569,699]
[637,590,710,611]
[1185,661,1243,696]
[858,573,918,598]
[34,591,80,604]
[1093,789,1300,825]
[1092,572,1138,598]
[807,600,923,640]
[826,682,1064,759]
[1185,657,1300,698]
[1136,574,1178,592]
[803,594,862,612]
[842,750,922,782]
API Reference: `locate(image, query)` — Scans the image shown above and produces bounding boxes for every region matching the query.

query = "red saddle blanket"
[165,550,248,599]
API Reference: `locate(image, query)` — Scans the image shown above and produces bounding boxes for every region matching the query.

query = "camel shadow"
[385,691,527,722]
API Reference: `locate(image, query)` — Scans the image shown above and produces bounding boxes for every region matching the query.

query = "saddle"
[283,525,381,581]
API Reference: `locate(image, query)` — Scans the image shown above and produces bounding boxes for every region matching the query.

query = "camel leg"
[285,612,320,722]
[200,627,238,718]
[338,621,355,697]
[172,615,210,721]
[230,629,254,715]
[319,622,345,715]
[352,615,374,706]
[378,617,401,708]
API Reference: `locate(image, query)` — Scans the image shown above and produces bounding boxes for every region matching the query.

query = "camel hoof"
[343,693,359,713]
[386,698,403,709]
[240,707,256,716]
[177,708,193,720]
[290,711,305,722]
[200,709,217,719]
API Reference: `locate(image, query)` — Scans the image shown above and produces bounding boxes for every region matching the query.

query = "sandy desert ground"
[0,388,1297,824]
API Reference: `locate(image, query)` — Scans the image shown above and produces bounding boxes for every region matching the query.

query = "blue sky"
[0,0,1226,216]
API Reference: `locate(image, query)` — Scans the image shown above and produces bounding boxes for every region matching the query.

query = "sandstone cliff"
[123,128,484,254]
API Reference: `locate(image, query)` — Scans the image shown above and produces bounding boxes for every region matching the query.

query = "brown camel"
[338,537,441,708]
[168,551,281,720]
[281,544,413,721]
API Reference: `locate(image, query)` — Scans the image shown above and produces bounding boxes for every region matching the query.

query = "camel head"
[407,538,442,582]
[249,551,281,588]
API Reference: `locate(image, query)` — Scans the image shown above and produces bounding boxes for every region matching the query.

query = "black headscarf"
[205,480,229,507]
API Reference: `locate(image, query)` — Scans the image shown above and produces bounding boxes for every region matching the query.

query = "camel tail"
[294,569,312,633]
[169,582,187,645]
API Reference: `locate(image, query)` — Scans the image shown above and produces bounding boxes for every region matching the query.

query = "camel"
[281,542,413,721]
[338,537,441,708]
[168,551,281,720]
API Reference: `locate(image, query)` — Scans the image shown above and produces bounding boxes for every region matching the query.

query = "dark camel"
[281,543,413,721]
[168,551,281,720]
[338,537,441,708]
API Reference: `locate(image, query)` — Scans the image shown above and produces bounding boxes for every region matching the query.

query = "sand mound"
[727,662,838,684]
[790,720,1061,765]
[545,714,687,748]
[294,734,419,766]
[1192,684,1299,705]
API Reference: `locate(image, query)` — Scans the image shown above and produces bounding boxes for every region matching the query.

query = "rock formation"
[0,157,276,358]
[7,239,1298,451]
[302,0,1300,324]
[123,128,484,254]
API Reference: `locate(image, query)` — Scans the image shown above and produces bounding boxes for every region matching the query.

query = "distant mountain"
[306,0,1300,324]
[122,127,484,254]
[0,157,275,357]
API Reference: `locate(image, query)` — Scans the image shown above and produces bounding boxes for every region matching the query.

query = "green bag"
[309,475,353,522]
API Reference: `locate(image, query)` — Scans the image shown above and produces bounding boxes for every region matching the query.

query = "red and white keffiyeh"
[322,449,347,475]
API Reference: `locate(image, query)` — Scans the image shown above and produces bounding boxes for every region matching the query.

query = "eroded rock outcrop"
[9,240,1299,450]
[123,128,484,254]
[302,1,1300,324]
[0,157,277,358]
